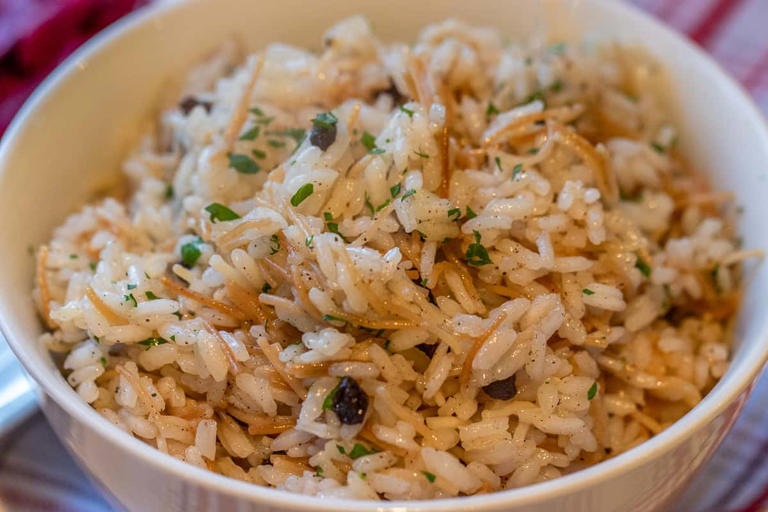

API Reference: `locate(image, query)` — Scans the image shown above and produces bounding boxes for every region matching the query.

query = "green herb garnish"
[465,206,477,219]
[399,105,414,117]
[227,153,260,174]
[322,381,340,410]
[401,189,416,200]
[124,293,137,307]
[650,142,666,153]
[486,102,500,116]
[390,183,402,197]
[587,382,598,400]
[312,112,338,129]
[138,337,168,350]
[264,128,306,146]
[635,256,651,277]
[269,234,280,255]
[466,230,492,266]
[583,288,595,295]
[69,254,78,259]
[348,443,377,459]
[414,149,429,159]
[205,203,240,222]
[494,156,502,172]
[145,291,159,300]
[89,262,97,271]
[239,125,261,141]
[180,238,203,268]
[512,163,523,179]
[305,235,314,248]
[322,314,346,324]
[267,139,285,148]
[422,471,436,483]
[448,208,461,220]
[290,183,314,207]
[261,283,272,294]
[364,193,375,216]
[361,131,377,152]
[126,284,136,290]
[251,149,266,159]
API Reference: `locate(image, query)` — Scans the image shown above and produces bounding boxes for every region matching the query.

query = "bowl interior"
[1,0,768,509]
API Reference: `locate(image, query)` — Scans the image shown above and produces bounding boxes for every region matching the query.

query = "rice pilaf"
[34,17,759,499]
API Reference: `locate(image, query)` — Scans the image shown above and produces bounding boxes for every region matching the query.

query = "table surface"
[1,0,768,510]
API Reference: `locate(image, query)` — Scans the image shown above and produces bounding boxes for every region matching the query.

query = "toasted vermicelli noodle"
[35,17,761,499]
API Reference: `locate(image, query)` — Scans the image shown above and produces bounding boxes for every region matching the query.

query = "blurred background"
[0,0,767,510]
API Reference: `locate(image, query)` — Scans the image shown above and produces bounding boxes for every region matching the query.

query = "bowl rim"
[2,0,768,509]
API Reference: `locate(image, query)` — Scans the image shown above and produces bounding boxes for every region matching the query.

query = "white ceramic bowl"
[1,0,768,510]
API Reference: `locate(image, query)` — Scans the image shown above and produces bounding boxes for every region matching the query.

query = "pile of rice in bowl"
[34,17,761,499]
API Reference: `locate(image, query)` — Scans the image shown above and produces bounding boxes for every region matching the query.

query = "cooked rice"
[34,17,760,499]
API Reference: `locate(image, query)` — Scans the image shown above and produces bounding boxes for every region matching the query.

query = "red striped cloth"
[0,1,767,510]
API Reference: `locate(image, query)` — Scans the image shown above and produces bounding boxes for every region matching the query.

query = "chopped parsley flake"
[138,337,168,350]
[126,284,136,290]
[588,382,598,400]
[261,283,272,294]
[583,288,595,295]
[89,262,97,271]
[269,234,280,255]
[249,107,264,116]
[650,142,666,153]
[145,291,159,300]
[376,199,391,212]
[69,253,78,259]
[180,238,203,268]
[322,381,340,410]
[422,471,436,483]
[337,444,346,455]
[361,131,377,151]
[550,79,563,92]
[316,466,324,476]
[399,105,414,117]
[205,203,241,222]
[364,193,375,216]
[312,112,338,129]
[348,443,377,459]
[251,149,266,159]
[267,139,285,148]
[448,208,461,220]
[239,125,260,141]
[100,357,107,367]
[466,230,492,266]
[124,293,137,307]
[264,128,306,146]
[635,256,651,277]
[322,314,346,324]
[401,189,416,200]
[390,183,402,197]
[227,153,260,174]
[414,149,429,159]
[290,183,314,207]
[525,90,546,106]
[305,235,314,248]
[527,147,540,154]
[486,102,500,116]
[495,156,503,171]
[323,212,348,241]
[165,184,174,199]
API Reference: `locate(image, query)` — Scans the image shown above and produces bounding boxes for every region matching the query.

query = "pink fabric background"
[1,0,767,510]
